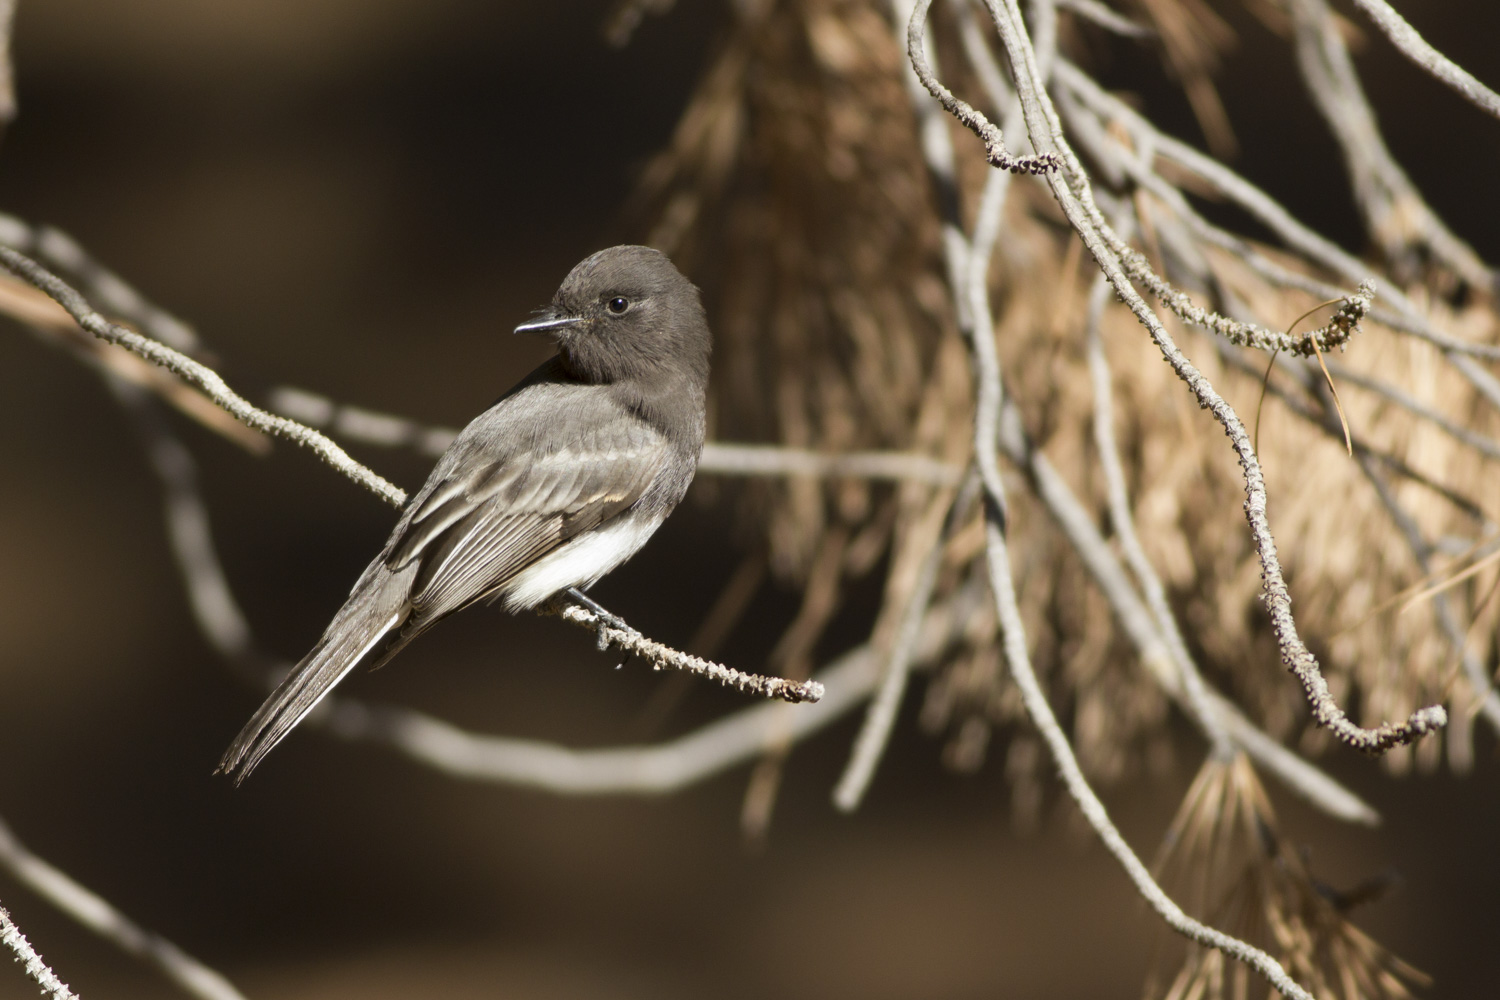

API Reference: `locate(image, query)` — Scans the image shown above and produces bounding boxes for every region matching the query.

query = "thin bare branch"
[1086,272,1232,757]
[698,443,964,484]
[1055,59,1500,364]
[270,384,963,485]
[1056,0,1153,39]
[982,504,1321,1000]
[833,475,975,811]
[0,0,15,137]
[0,274,269,453]
[0,214,201,351]
[915,0,1378,824]
[0,817,246,1000]
[1287,0,1492,286]
[324,580,983,792]
[0,902,76,1000]
[907,0,1059,175]
[110,381,258,665]
[952,6,1333,990]
[0,245,407,507]
[977,0,1448,755]
[1350,0,1500,120]
[556,603,824,704]
[997,379,1379,822]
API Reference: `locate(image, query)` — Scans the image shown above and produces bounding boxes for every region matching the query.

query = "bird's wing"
[219,377,669,783]
[385,383,670,628]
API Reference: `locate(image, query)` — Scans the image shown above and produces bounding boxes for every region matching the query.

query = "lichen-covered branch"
[0,902,76,1000]
[0,816,245,1000]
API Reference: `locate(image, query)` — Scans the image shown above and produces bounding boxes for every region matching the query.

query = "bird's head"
[515,245,710,387]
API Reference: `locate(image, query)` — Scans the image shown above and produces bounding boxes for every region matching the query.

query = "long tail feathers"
[218,607,405,784]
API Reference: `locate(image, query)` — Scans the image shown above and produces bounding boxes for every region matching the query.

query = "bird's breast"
[499,509,668,611]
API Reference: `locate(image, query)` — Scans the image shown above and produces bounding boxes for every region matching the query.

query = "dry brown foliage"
[634,0,1499,988]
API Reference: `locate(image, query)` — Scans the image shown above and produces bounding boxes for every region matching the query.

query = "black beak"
[514,309,582,335]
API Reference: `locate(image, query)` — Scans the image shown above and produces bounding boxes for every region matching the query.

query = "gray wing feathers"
[404,445,665,622]
[220,379,672,781]
[218,561,415,782]
[395,401,669,625]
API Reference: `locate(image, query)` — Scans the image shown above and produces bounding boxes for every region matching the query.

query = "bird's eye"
[606,296,630,315]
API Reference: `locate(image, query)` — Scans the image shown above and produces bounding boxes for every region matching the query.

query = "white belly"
[501,512,666,610]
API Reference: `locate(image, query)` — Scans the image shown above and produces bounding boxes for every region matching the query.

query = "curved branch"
[1350,0,1500,120]
[0,816,245,1000]
[0,903,76,1000]
[0,245,407,508]
[972,0,1447,754]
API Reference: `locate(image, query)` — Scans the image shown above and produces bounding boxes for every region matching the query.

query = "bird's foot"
[566,587,634,650]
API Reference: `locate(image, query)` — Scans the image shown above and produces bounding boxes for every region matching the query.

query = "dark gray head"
[515,245,710,388]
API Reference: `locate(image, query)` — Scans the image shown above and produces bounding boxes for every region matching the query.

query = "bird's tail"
[218,571,412,783]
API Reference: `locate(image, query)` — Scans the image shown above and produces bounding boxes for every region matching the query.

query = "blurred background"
[1,1,1498,998]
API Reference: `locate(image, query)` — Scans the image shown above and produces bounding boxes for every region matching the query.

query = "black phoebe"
[219,245,710,781]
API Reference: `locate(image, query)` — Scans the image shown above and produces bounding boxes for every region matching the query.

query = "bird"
[218,245,711,782]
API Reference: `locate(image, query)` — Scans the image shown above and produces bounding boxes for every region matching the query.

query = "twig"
[1348,450,1500,752]
[982,512,1320,1000]
[0,0,15,137]
[974,16,1376,360]
[269,385,965,485]
[925,2,1370,994]
[698,443,963,485]
[907,0,1059,176]
[266,385,458,457]
[1055,59,1500,364]
[111,381,258,666]
[979,0,1448,755]
[1085,271,1232,757]
[556,603,824,704]
[1287,0,1492,286]
[1056,0,1153,39]
[322,579,985,792]
[916,0,1377,823]
[0,816,246,1000]
[0,273,269,453]
[1350,0,1500,120]
[961,7,1332,991]
[833,474,976,811]
[0,902,76,1000]
[0,214,200,351]
[996,383,1378,823]
[0,246,407,508]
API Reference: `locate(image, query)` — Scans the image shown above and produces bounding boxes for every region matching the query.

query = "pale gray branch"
[0,817,246,1000]
[914,0,1381,824]
[269,385,963,485]
[0,901,76,1000]
[323,580,983,792]
[698,443,963,485]
[1085,270,1232,757]
[1350,0,1500,120]
[0,0,16,134]
[1055,0,1151,38]
[970,0,1448,755]
[0,214,200,351]
[913,0,1378,993]
[1288,0,1492,286]
[0,246,406,507]
[556,603,824,705]
[1055,59,1500,366]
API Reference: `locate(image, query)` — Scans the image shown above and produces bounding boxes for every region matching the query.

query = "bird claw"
[565,587,633,649]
